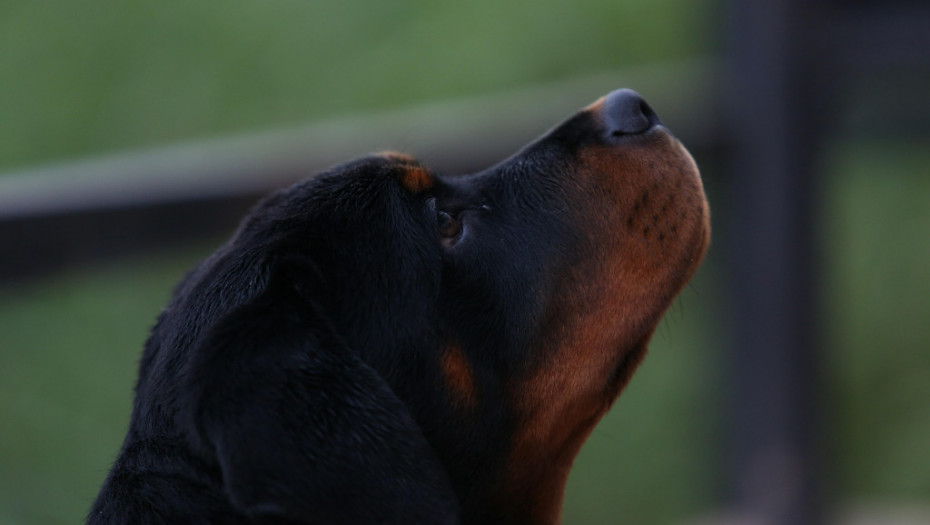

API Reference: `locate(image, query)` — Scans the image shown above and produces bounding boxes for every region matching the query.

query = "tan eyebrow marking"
[398,165,435,193]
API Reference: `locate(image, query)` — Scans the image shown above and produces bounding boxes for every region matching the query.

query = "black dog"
[88,89,709,525]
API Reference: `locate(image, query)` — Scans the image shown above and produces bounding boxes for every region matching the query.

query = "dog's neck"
[480,417,602,525]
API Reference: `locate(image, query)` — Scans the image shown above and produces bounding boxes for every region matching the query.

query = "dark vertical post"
[725,0,824,523]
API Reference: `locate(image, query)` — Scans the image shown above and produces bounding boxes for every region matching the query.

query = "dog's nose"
[601,89,662,136]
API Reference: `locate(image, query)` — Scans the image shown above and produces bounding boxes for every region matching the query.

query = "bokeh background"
[1,1,928,524]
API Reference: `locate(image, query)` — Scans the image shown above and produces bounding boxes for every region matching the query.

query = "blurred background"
[1,1,928,524]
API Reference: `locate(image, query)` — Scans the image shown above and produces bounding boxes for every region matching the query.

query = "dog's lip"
[633,124,670,142]
[599,124,678,154]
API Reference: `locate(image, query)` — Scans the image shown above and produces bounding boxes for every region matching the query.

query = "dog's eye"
[437,210,462,247]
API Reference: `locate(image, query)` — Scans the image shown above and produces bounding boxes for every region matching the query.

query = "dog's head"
[135,89,708,524]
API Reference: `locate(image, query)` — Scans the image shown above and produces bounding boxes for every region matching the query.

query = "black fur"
[89,91,709,524]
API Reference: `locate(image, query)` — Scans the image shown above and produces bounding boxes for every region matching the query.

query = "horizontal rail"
[0,60,718,218]
[0,60,720,281]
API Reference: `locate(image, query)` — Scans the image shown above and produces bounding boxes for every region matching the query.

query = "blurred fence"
[0,61,719,282]
[724,1,930,524]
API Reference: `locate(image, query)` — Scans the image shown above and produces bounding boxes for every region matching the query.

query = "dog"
[88,89,709,524]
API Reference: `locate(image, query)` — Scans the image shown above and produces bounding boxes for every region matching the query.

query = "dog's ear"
[180,255,459,525]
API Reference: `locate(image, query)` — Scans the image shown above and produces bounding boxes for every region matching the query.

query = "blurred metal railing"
[0,60,719,282]
[723,1,930,524]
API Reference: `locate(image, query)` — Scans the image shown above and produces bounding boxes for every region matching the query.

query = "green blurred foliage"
[0,253,196,524]
[825,141,930,500]
[0,0,711,171]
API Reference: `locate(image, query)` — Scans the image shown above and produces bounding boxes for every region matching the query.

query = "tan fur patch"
[375,151,435,193]
[502,131,710,524]
[584,96,606,114]
[398,165,434,193]
[440,343,478,409]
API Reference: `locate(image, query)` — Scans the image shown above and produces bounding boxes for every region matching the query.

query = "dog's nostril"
[602,88,661,137]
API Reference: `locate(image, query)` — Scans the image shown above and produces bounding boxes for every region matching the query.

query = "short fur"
[89,91,710,525]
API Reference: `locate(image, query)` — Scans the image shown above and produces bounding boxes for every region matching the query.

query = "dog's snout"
[601,89,661,137]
